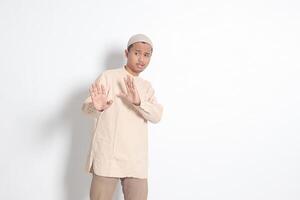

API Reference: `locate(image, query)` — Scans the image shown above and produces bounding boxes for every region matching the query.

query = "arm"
[133,82,163,123]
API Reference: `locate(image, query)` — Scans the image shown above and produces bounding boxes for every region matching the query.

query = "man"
[81,34,163,200]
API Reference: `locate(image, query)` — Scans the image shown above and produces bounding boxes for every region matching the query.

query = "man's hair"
[127,42,153,53]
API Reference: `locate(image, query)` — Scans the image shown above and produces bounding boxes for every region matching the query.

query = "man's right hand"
[89,82,113,112]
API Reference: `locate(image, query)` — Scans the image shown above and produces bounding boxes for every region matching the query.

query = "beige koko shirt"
[82,66,163,179]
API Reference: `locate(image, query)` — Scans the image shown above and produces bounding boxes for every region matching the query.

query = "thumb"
[107,100,113,105]
[117,92,126,98]
[103,100,113,110]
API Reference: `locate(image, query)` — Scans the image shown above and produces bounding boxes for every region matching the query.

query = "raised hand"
[117,75,141,106]
[89,82,113,112]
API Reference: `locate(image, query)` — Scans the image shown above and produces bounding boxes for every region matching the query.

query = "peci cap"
[127,33,153,49]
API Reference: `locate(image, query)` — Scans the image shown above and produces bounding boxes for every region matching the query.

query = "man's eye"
[135,52,138,55]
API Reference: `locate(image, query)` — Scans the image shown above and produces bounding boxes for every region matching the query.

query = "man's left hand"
[117,75,141,106]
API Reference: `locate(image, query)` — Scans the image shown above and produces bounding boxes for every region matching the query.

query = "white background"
[1,0,300,199]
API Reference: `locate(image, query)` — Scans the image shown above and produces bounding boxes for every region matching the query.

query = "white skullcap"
[127,34,153,49]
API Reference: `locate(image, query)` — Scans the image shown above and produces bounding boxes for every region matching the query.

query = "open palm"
[89,82,113,111]
[117,75,141,106]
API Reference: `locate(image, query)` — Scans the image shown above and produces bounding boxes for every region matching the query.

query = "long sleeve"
[133,82,163,123]
[85,67,162,179]
[81,72,107,118]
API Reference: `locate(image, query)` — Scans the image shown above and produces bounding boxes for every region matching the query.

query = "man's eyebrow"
[135,49,151,54]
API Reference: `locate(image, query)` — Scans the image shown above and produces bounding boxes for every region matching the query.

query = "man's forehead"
[131,42,152,52]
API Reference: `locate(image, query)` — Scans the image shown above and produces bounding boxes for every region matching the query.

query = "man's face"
[125,42,152,75]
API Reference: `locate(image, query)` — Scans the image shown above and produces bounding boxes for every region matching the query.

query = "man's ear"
[125,49,128,58]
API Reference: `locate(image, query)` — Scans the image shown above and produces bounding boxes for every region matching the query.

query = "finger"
[92,83,98,95]
[106,86,110,96]
[124,76,129,87]
[127,76,133,88]
[126,76,134,92]
[101,84,106,94]
[128,75,133,89]
[117,93,130,103]
[95,82,101,94]
[124,77,130,93]
[89,86,95,97]
[107,100,113,105]
[130,77,134,88]
[129,77,135,93]
[117,92,126,98]
[117,92,124,97]
[104,100,113,110]
[131,78,136,90]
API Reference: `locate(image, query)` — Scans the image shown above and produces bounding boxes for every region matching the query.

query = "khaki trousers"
[90,173,148,200]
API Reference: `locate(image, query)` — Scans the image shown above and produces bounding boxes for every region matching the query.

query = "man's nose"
[138,55,144,62]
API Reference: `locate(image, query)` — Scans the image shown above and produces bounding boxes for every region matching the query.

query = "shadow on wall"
[62,48,125,200]
[100,47,125,71]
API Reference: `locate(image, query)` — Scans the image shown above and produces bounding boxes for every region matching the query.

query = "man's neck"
[124,65,139,76]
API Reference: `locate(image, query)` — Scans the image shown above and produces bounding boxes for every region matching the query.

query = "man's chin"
[135,67,145,73]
